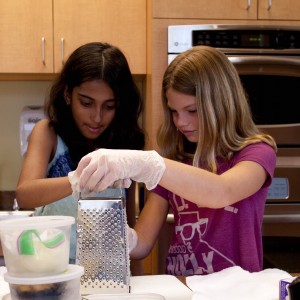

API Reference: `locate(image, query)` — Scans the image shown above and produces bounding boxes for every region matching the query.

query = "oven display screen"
[241,33,270,48]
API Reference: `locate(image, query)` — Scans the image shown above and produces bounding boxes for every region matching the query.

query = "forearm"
[130,192,169,259]
[159,158,267,208]
[130,230,154,260]
[159,158,231,208]
[16,177,72,208]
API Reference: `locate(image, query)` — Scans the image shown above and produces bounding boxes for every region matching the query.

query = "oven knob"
[288,276,300,300]
[275,33,286,49]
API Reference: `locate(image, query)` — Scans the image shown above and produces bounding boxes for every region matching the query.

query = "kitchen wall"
[0,81,52,191]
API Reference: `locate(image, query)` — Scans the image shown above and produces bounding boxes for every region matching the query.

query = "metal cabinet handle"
[247,0,251,10]
[264,214,300,223]
[61,38,65,65]
[268,0,272,10]
[41,37,45,65]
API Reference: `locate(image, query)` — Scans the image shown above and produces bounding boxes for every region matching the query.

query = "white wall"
[0,81,52,190]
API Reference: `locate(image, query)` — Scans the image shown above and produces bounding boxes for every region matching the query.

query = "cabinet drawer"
[152,0,257,20]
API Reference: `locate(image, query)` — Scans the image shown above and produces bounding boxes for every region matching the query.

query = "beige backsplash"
[0,81,52,191]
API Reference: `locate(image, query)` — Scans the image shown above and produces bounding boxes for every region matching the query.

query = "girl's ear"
[64,87,71,105]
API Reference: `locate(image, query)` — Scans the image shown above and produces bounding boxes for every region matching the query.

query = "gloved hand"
[75,149,166,193]
[68,170,132,200]
[68,171,80,200]
[127,225,138,254]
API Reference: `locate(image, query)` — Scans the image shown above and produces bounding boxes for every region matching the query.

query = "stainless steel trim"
[166,212,300,224]
[259,124,300,128]
[228,56,300,66]
[169,24,300,31]
[276,156,300,168]
[264,214,300,223]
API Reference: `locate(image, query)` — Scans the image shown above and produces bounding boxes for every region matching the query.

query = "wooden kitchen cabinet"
[153,0,300,21]
[258,0,300,21]
[0,0,146,75]
[0,0,53,73]
[53,0,146,74]
[153,0,257,20]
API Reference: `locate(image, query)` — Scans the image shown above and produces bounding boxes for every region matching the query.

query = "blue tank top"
[34,136,77,261]
[34,136,127,263]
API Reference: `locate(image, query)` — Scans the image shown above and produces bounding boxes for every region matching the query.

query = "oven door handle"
[167,213,300,223]
[228,55,300,66]
[264,214,300,223]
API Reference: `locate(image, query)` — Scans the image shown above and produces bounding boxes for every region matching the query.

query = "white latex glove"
[68,171,80,200]
[127,225,138,254]
[68,170,131,200]
[76,149,166,193]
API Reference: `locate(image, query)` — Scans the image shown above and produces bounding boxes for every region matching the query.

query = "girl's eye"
[188,109,197,113]
[105,104,116,110]
[80,100,92,107]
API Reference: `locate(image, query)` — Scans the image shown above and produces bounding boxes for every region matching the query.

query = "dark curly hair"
[45,42,145,167]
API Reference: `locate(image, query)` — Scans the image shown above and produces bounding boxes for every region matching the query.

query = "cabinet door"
[152,0,257,20]
[258,0,300,20]
[53,0,146,74]
[0,0,53,73]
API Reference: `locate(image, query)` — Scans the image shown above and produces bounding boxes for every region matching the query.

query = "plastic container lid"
[4,264,84,285]
[83,293,165,300]
[0,216,75,230]
[0,211,34,221]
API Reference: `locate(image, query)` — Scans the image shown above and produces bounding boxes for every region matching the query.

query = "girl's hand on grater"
[75,149,166,193]
[127,225,138,254]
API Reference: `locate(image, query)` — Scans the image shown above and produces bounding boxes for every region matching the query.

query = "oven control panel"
[168,25,300,54]
[192,29,300,49]
[267,177,289,200]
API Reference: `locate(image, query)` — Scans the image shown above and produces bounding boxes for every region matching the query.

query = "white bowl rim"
[0,215,75,230]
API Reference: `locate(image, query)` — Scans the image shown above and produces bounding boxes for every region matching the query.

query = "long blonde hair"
[157,46,277,173]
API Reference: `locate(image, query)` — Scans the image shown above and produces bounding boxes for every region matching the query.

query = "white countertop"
[130,275,192,300]
[0,268,192,300]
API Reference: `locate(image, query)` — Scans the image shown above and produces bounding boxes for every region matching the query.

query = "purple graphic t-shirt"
[152,143,276,276]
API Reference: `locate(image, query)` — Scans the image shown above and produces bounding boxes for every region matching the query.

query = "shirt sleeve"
[151,183,169,201]
[233,142,276,188]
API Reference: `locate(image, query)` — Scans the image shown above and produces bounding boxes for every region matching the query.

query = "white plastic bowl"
[0,216,74,277]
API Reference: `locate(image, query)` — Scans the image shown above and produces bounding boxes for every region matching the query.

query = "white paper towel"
[186,266,292,300]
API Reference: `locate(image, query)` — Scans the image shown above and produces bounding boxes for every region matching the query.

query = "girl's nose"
[176,113,188,127]
[92,107,102,122]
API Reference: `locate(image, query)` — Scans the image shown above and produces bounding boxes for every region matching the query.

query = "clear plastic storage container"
[4,264,84,300]
[0,216,74,277]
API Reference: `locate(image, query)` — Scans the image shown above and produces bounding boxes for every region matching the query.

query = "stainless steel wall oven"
[168,24,300,272]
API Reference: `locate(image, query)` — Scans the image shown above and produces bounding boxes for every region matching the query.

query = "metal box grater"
[76,188,130,295]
